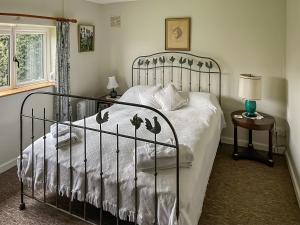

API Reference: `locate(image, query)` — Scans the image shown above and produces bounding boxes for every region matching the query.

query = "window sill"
[0,82,56,98]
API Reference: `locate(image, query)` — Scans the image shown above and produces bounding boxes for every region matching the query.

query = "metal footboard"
[19,91,180,225]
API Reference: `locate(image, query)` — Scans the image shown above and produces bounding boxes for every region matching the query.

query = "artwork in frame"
[165,17,191,51]
[78,24,95,52]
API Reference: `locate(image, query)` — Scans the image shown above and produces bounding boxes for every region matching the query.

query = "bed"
[18,52,224,225]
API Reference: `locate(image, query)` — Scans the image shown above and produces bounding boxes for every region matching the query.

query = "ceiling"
[86,0,138,4]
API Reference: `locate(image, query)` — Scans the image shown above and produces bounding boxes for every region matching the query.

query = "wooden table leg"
[268,129,274,166]
[248,129,253,150]
[233,124,238,159]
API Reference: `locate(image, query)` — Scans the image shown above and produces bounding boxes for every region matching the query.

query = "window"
[16,32,45,85]
[0,25,52,91]
[0,30,11,88]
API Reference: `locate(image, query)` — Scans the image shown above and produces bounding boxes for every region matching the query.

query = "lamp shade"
[107,76,119,90]
[239,74,262,100]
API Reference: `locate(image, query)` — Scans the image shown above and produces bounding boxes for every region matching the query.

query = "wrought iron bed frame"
[132,51,221,104]
[19,52,221,225]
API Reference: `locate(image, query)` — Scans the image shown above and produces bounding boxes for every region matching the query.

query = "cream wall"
[64,0,109,96]
[0,0,108,172]
[102,0,287,148]
[0,88,54,173]
[286,0,300,203]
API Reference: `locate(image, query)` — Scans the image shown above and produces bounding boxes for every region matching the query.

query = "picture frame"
[78,24,95,52]
[165,17,191,51]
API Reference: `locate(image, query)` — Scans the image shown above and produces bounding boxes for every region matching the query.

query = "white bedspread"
[18,90,225,225]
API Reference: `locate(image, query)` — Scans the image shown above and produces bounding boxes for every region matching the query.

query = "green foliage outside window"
[16,34,44,84]
[0,35,10,87]
[0,33,44,87]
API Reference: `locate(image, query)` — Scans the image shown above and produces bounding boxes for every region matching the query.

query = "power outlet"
[111,16,121,27]
[275,127,286,137]
[273,145,287,154]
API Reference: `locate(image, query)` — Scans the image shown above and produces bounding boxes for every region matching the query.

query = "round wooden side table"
[231,110,275,167]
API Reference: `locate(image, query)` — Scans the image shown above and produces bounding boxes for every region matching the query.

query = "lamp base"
[242,112,258,119]
[245,100,257,117]
[110,89,117,98]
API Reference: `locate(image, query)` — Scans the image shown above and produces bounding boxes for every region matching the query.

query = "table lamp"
[107,76,119,98]
[239,74,262,118]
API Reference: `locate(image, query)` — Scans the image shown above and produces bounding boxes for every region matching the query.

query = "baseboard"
[221,136,268,151]
[0,157,17,174]
[285,151,300,208]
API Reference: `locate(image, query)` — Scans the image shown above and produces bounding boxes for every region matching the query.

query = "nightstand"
[95,94,122,111]
[231,110,275,167]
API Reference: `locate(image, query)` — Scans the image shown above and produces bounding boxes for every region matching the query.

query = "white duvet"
[18,87,225,225]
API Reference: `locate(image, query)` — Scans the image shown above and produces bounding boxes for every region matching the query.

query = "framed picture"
[78,24,95,52]
[165,17,191,51]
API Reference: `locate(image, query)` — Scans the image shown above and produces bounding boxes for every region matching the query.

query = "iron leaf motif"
[153,58,158,65]
[159,56,165,64]
[197,61,203,68]
[179,57,187,65]
[138,59,144,66]
[145,59,150,66]
[145,116,161,135]
[170,56,175,63]
[96,111,109,124]
[205,61,213,69]
[188,59,193,66]
[130,114,144,130]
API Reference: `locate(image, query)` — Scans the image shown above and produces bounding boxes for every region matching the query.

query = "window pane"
[0,35,10,87]
[16,33,44,84]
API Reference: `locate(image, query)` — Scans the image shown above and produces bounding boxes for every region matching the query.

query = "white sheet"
[18,89,225,225]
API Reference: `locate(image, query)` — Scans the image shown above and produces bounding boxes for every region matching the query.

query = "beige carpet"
[0,144,299,225]
[198,144,300,225]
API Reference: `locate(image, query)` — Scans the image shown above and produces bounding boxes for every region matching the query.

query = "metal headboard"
[131,51,222,104]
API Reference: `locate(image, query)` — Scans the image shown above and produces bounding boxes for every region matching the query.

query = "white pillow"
[154,83,188,111]
[118,86,142,104]
[139,85,162,108]
[118,85,160,105]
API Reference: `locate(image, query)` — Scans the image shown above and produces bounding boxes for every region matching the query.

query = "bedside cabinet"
[231,110,275,167]
[95,95,122,111]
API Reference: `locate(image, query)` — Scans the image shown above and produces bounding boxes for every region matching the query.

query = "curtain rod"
[0,13,77,23]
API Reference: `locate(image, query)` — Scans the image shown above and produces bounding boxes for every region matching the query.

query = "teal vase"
[245,100,256,117]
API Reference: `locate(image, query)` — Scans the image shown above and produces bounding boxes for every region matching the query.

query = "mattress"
[18,88,225,225]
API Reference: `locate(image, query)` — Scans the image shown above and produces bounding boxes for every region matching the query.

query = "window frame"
[0,25,51,92]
